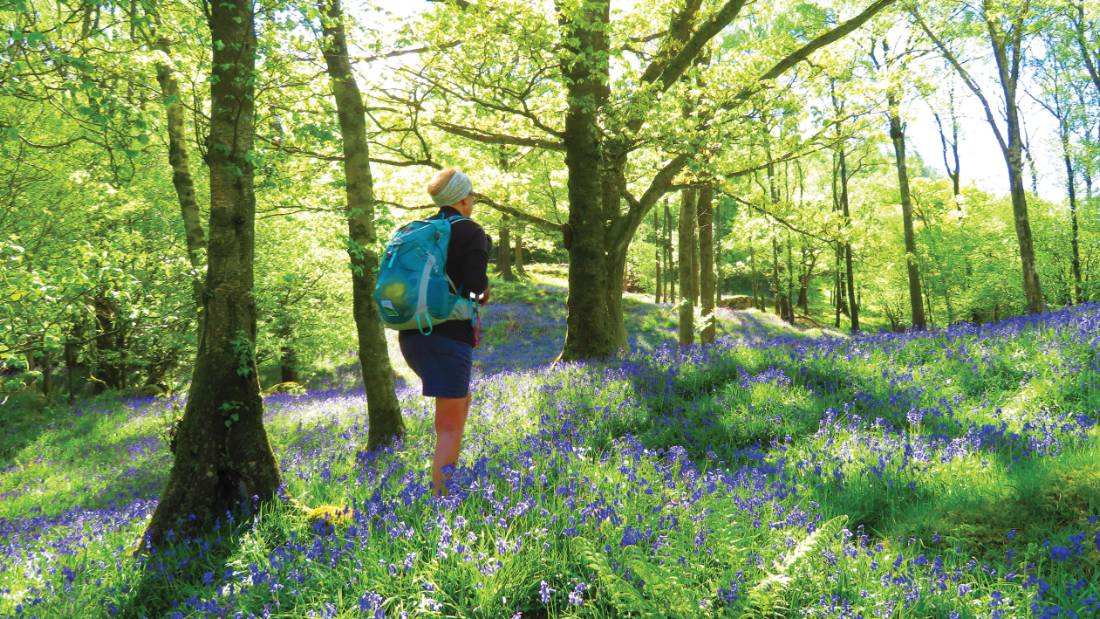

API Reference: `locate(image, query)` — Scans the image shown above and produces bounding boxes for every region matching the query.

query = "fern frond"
[745,515,848,617]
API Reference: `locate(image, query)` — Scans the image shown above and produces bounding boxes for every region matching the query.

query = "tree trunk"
[1005,131,1044,313]
[888,105,926,329]
[279,344,299,384]
[39,349,52,400]
[318,0,404,448]
[1058,132,1083,304]
[783,234,794,323]
[513,229,528,278]
[153,34,205,310]
[497,216,514,280]
[653,208,662,303]
[64,321,82,403]
[678,188,696,346]
[766,148,792,322]
[93,291,123,393]
[665,199,676,302]
[750,242,762,310]
[714,200,722,306]
[560,0,615,361]
[771,235,782,316]
[798,245,816,315]
[691,203,700,306]
[838,146,859,333]
[144,0,280,546]
[697,185,716,343]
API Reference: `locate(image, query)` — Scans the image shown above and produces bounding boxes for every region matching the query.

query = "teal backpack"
[373,214,476,334]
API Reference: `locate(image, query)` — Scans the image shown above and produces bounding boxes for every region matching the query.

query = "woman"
[398,168,490,496]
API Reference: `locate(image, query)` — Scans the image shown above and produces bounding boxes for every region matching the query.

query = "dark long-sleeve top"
[398,206,490,346]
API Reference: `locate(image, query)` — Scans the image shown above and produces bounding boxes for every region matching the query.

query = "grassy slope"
[0,269,1097,618]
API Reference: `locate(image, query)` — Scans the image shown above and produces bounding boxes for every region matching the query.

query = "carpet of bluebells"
[1,284,1098,618]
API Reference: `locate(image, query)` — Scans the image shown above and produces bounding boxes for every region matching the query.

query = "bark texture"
[497,216,514,280]
[513,229,527,278]
[153,35,205,308]
[144,0,280,546]
[678,188,697,346]
[888,103,926,329]
[318,0,404,448]
[560,0,616,360]
[697,185,716,343]
[838,146,859,332]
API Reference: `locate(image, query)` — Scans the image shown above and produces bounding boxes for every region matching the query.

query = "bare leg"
[432,393,471,496]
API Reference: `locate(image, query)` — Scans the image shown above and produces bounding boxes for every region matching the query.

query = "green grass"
[1,275,1098,618]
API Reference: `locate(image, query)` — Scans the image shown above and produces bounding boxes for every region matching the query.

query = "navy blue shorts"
[399,334,473,398]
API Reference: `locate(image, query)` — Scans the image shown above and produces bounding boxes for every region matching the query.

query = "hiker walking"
[376,168,490,496]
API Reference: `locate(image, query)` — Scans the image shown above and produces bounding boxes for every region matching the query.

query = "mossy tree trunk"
[513,228,528,278]
[149,20,205,311]
[665,199,676,303]
[678,188,696,346]
[497,216,514,280]
[144,0,280,546]
[317,0,404,449]
[697,185,716,343]
[888,99,926,330]
[560,0,616,360]
[653,208,662,303]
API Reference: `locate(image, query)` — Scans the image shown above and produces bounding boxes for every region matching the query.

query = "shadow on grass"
[112,503,301,619]
[808,441,1100,559]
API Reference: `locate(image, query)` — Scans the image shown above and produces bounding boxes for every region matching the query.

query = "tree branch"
[722,193,835,243]
[641,0,745,90]
[432,120,565,151]
[728,0,898,105]
[911,7,1008,153]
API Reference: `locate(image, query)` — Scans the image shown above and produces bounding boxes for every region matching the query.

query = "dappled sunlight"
[2,295,1099,616]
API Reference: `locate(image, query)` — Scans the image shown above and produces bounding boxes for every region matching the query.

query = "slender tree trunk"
[1053,120,1084,304]
[784,234,795,322]
[144,0,280,546]
[665,199,676,302]
[771,235,782,316]
[831,154,844,328]
[317,0,404,448]
[64,321,81,403]
[152,34,205,309]
[934,105,962,200]
[714,200,722,306]
[93,291,123,393]
[798,245,816,315]
[653,208,662,303]
[838,146,859,332]
[697,185,716,343]
[513,229,528,278]
[678,188,696,346]
[748,241,756,310]
[39,349,52,400]
[1005,129,1044,313]
[888,104,926,329]
[497,216,514,280]
[1084,158,1094,301]
[765,147,793,322]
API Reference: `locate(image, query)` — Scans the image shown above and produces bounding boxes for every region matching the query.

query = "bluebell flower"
[539,580,553,605]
